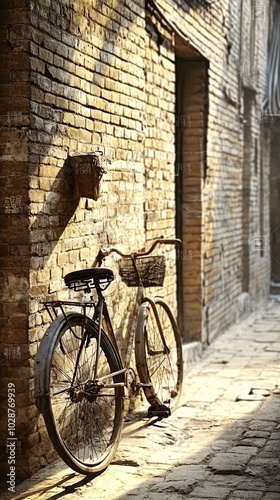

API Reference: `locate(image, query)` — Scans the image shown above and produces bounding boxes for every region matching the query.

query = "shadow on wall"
[30,159,78,266]
[28,0,146,277]
[7,0,147,480]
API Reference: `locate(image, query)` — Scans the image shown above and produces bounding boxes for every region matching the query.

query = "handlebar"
[98,237,182,260]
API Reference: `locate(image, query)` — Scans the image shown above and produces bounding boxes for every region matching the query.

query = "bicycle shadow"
[47,474,100,499]
[6,392,280,500]
[0,472,98,500]
[0,406,171,500]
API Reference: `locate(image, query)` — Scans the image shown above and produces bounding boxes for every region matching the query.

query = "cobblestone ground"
[2,300,280,500]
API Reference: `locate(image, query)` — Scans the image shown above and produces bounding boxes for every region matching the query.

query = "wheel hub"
[84,380,101,403]
[69,380,102,403]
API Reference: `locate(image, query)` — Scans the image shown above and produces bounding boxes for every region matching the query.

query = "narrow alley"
[2,299,280,500]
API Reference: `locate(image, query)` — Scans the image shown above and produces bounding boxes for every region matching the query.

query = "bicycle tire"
[35,312,124,475]
[135,298,183,411]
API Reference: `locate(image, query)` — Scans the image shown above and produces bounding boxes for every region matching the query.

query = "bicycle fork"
[143,297,170,356]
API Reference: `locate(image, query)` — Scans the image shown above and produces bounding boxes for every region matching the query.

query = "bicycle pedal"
[137,382,153,388]
[147,404,171,419]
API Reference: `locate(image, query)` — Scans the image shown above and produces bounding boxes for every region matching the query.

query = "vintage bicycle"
[34,237,183,475]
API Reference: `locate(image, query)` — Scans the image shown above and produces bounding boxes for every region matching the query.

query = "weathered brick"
[0,0,273,481]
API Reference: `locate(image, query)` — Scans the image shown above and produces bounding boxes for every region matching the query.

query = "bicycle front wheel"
[135,298,183,411]
[35,312,124,475]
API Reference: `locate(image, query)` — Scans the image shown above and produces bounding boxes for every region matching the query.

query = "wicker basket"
[69,152,106,200]
[119,255,166,287]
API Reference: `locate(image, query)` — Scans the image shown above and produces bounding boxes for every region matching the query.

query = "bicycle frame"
[91,237,182,390]
[41,237,182,394]
[34,236,183,476]
[88,283,144,393]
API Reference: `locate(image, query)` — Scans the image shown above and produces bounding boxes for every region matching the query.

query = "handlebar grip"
[98,237,182,260]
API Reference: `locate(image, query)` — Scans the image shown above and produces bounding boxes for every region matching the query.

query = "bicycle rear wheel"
[35,312,124,475]
[135,298,183,411]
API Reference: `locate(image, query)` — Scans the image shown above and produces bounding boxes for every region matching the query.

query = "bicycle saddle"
[64,268,114,292]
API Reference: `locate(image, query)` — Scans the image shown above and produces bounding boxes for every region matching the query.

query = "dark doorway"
[175,50,208,342]
[242,89,254,292]
[270,131,280,288]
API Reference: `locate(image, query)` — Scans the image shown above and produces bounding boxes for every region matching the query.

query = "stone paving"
[2,300,280,500]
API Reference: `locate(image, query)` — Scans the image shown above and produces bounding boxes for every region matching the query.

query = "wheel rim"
[144,301,182,408]
[47,318,122,469]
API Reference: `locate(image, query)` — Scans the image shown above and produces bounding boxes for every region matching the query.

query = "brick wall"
[144,8,177,306]
[0,0,32,483]
[240,0,271,305]
[159,0,271,340]
[27,0,150,477]
[0,0,179,480]
[0,0,272,481]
